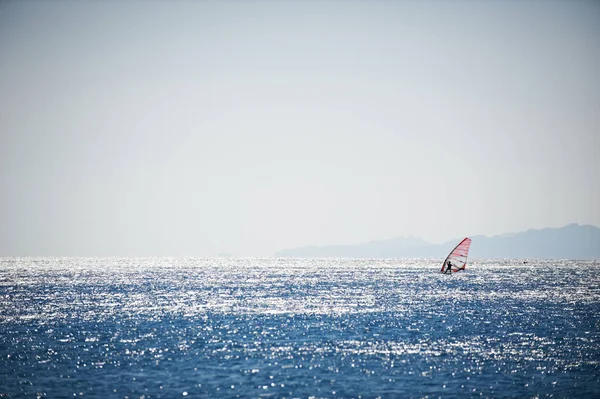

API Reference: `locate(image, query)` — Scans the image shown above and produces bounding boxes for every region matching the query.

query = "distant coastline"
[276,223,600,260]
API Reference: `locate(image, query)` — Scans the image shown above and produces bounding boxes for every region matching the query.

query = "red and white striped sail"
[441,237,472,272]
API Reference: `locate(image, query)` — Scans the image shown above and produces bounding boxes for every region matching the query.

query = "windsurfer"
[440,237,471,274]
[445,261,453,274]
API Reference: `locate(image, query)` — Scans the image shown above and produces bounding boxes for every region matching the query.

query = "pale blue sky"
[1,1,599,256]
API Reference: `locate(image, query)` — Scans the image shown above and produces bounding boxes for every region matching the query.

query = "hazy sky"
[1,0,599,256]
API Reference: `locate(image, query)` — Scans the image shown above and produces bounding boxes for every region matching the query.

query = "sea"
[1,258,599,398]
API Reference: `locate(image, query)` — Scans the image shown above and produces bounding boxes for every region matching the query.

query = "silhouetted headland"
[276,224,600,259]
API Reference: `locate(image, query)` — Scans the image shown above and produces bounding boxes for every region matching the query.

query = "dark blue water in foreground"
[1,258,599,398]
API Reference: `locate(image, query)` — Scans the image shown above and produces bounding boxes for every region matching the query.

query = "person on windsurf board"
[440,237,472,274]
[444,261,453,274]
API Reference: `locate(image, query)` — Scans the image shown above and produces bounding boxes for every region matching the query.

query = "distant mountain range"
[275,224,600,259]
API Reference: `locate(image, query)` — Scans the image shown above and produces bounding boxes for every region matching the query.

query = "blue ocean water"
[1,258,599,398]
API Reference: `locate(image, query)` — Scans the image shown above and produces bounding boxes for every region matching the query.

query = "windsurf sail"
[441,237,472,273]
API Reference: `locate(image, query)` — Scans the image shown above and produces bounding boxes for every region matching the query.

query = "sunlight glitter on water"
[1,257,599,398]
